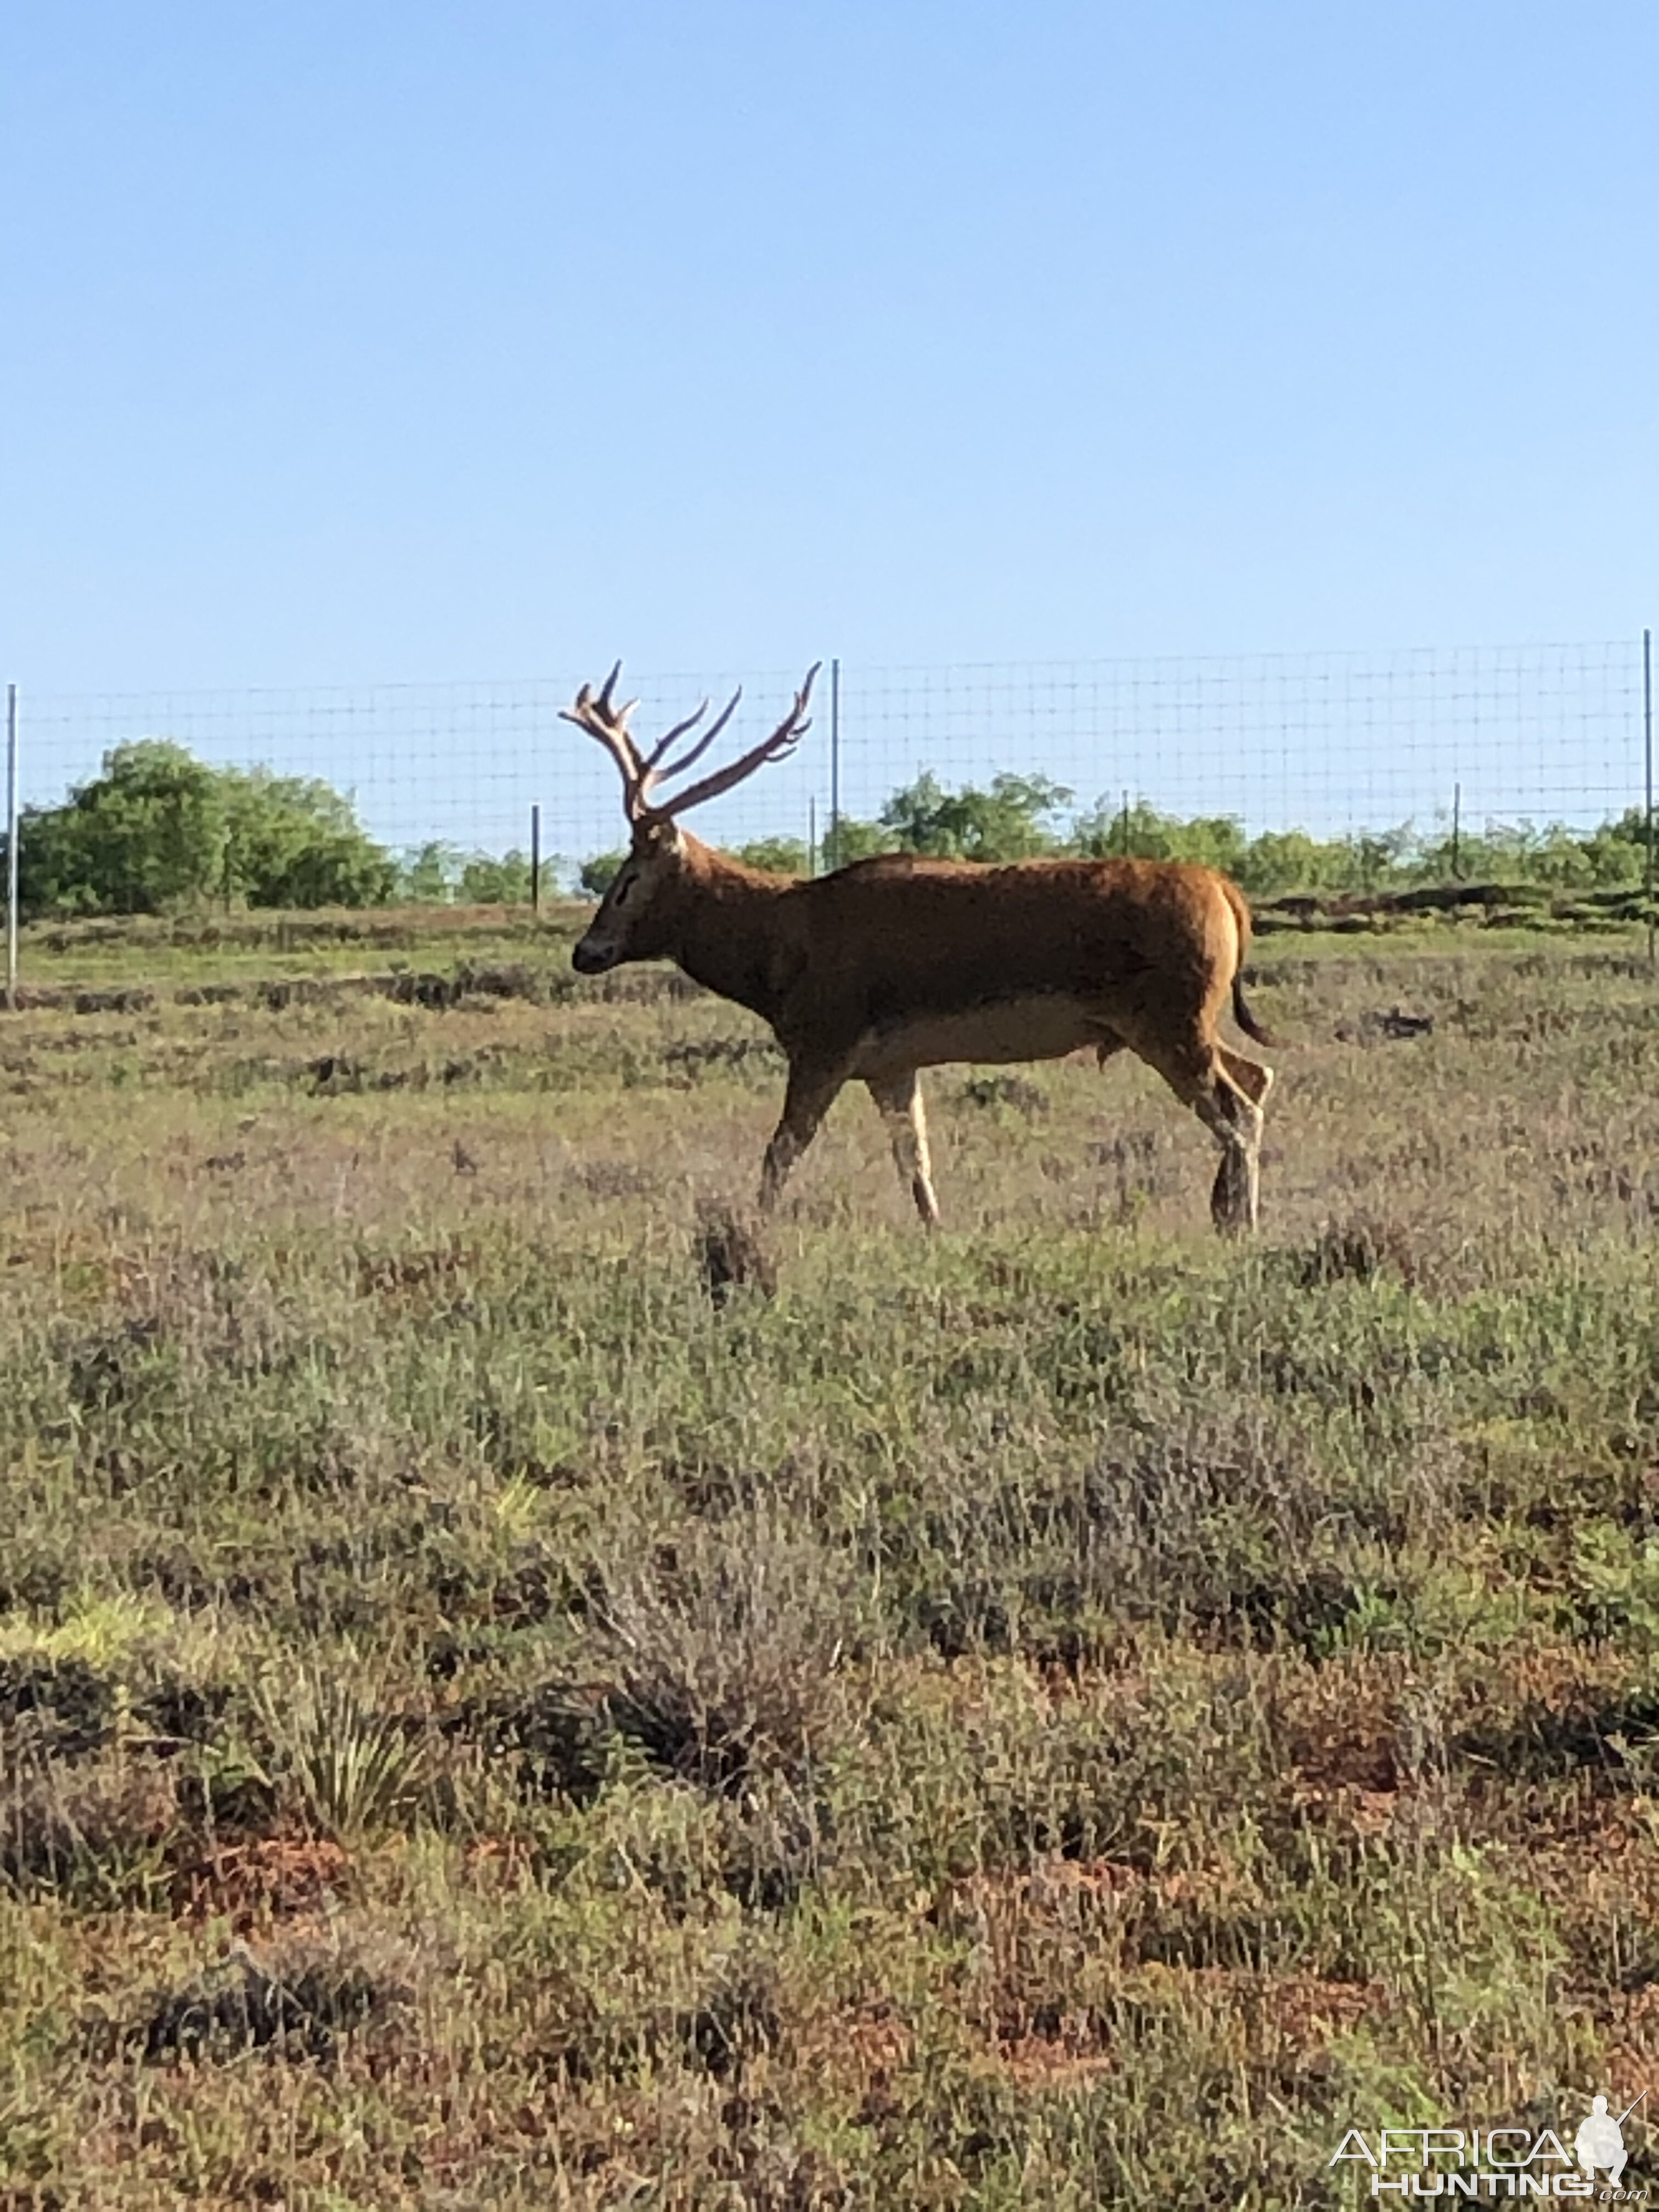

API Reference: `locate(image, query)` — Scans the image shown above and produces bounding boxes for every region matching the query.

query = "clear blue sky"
[4,1,1657,697]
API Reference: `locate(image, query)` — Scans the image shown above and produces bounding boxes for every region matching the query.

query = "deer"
[562,663,1276,1234]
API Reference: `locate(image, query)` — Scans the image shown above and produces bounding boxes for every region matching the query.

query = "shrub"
[13,741,394,916]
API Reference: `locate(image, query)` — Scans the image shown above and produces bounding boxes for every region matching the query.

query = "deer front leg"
[759,1060,846,1214]
[867,1070,941,1227]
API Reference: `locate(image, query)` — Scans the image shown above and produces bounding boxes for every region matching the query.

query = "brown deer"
[563,664,1275,1233]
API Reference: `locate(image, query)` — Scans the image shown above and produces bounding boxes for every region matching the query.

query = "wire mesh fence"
[7,636,1655,912]
[836,641,1646,847]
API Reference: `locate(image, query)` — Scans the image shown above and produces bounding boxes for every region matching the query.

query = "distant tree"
[881,772,1073,861]
[541,789,1659,927]
[1231,829,1352,896]
[13,741,396,917]
[1235,826,1415,896]
[396,842,459,903]
[1073,798,1249,874]
[1581,809,1655,884]
[219,766,394,907]
[823,815,894,866]
[1350,828,1410,890]
[732,836,809,877]
[1444,820,1608,890]
[579,850,625,896]
[16,740,224,916]
[456,849,558,904]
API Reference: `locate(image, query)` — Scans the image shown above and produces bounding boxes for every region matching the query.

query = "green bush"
[456,850,557,905]
[881,771,1074,861]
[576,783,1653,896]
[220,766,396,907]
[14,741,394,917]
[732,837,810,877]
[579,850,626,896]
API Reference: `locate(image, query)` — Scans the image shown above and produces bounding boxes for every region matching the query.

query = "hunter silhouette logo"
[1331,2092,1650,2196]
[1577,2093,1645,2188]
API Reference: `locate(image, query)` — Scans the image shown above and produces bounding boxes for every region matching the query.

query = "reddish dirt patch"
[176,1833,351,1928]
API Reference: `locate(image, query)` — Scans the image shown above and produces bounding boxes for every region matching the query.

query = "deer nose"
[572,938,610,975]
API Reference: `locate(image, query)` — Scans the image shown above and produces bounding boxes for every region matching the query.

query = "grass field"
[2,905,1658,2209]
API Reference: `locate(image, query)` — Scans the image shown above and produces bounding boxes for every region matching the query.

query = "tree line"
[4,740,1652,920]
[5,741,549,917]
[583,769,1656,899]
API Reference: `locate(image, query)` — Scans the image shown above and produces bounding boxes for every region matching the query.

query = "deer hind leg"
[759,1062,845,1215]
[1202,1065,1265,1234]
[1137,1034,1266,1235]
[867,1070,940,1227]
[1218,1046,1273,1110]
[1211,1049,1272,1228]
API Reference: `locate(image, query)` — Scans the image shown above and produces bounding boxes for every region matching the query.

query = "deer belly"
[854,996,1099,1074]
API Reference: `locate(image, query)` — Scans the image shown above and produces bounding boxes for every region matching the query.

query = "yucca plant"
[253,1656,428,1842]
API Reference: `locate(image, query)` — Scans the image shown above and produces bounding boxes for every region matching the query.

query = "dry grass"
[0,906,1657,2205]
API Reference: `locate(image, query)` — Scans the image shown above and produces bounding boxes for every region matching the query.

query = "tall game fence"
[3,636,1655,987]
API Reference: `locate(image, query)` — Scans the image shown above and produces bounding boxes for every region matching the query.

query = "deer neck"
[668,838,793,1027]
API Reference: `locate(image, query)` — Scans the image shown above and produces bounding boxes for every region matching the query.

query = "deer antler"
[563,663,821,827]
[636,689,744,795]
[641,663,820,824]
[560,662,647,808]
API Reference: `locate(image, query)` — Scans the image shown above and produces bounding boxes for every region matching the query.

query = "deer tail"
[1222,876,1277,1048]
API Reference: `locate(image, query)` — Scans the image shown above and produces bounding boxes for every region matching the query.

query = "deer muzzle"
[571,934,614,975]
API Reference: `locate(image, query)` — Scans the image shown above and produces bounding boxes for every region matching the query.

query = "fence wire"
[15,639,1651,885]
[836,642,1644,844]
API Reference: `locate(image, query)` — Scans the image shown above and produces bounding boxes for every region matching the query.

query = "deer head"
[563,662,819,973]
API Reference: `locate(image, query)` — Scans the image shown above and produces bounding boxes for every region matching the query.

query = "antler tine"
[561,662,647,810]
[642,687,743,789]
[641,663,821,825]
[640,696,710,774]
[561,662,641,742]
[570,662,643,741]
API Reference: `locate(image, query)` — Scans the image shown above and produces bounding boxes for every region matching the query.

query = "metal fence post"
[1645,628,1654,967]
[530,802,541,915]
[828,657,841,873]
[5,684,18,1011]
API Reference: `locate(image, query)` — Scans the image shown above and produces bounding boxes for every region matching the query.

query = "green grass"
[1,911,1657,2205]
